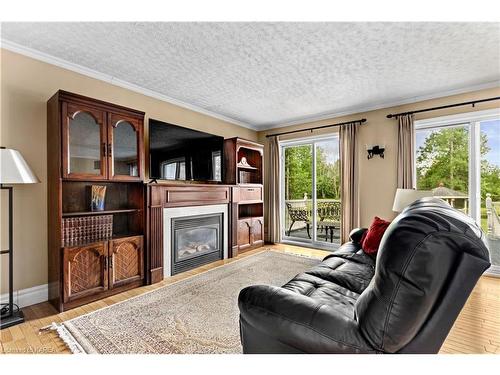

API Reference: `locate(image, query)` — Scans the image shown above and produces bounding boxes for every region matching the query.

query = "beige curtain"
[265,135,281,243]
[340,123,360,243]
[397,114,415,188]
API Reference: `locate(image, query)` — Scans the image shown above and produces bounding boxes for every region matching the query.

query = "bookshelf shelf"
[62,208,141,217]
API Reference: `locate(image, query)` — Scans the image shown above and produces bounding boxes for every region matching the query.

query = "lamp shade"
[0,148,40,184]
[392,188,432,213]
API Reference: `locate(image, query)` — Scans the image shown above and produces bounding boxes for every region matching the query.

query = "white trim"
[1,39,256,131]
[256,81,500,130]
[280,146,286,242]
[0,283,48,308]
[279,132,340,146]
[163,204,228,278]
[469,121,481,223]
[312,140,318,243]
[415,108,500,128]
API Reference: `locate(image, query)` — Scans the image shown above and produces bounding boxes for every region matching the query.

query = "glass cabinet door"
[108,113,143,180]
[63,103,107,179]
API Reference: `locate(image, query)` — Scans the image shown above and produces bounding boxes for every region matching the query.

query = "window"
[415,109,500,274]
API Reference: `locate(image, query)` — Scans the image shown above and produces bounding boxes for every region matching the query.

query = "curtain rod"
[265,118,366,138]
[386,96,500,119]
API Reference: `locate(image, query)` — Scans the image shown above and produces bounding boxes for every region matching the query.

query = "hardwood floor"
[1,243,499,354]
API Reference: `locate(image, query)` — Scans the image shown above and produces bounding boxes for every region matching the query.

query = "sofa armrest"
[238,285,374,353]
[349,228,367,244]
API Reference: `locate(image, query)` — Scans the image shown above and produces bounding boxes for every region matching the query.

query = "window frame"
[415,108,500,276]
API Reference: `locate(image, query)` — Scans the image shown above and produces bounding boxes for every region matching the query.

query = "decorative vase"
[91,185,106,211]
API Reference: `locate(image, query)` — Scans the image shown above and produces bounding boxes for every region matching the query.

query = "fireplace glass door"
[171,213,223,274]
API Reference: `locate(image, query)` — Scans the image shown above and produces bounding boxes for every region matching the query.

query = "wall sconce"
[366,145,385,159]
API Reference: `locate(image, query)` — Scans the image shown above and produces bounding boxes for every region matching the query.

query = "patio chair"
[317,201,341,242]
[285,202,312,238]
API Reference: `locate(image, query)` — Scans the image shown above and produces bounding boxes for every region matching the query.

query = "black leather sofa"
[238,198,491,353]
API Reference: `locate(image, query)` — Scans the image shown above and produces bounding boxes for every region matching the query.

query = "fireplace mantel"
[146,184,233,284]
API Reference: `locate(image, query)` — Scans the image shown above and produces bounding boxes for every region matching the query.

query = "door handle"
[102,142,107,157]
[103,255,108,270]
[107,143,112,158]
[108,255,113,269]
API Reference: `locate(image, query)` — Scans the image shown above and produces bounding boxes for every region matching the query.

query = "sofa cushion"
[305,253,375,294]
[279,242,376,319]
[282,273,359,317]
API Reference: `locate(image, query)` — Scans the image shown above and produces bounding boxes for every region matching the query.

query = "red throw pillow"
[361,216,391,254]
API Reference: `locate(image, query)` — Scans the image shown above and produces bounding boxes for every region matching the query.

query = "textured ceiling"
[2,22,500,129]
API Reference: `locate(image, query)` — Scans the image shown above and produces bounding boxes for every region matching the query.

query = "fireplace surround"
[146,181,264,284]
[163,204,228,277]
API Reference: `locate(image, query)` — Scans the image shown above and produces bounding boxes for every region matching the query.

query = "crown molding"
[1,39,257,131]
[2,39,498,133]
[254,80,500,131]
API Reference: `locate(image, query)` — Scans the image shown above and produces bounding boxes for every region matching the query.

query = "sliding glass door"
[281,135,341,250]
[415,109,500,275]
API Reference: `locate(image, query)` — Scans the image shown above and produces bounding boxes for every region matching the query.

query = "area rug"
[54,250,320,354]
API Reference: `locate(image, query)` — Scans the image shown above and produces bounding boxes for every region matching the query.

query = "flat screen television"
[149,119,224,182]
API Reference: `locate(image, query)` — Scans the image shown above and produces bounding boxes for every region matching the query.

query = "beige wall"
[0,49,257,294]
[258,86,500,237]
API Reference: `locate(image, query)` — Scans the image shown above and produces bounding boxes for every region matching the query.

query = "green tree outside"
[416,127,500,201]
[284,145,341,201]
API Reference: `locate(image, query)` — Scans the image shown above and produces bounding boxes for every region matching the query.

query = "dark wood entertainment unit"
[145,184,231,284]
[47,91,264,311]
[146,137,265,285]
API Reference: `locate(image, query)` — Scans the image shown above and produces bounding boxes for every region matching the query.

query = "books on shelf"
[62,215,113,246]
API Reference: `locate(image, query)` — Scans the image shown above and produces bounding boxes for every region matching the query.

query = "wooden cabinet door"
[251,217,264,246]
[109,235,144,289]
[237,219,252,251]
[62,102,108,180]
[108,113,144,181]
[63,242,108,303]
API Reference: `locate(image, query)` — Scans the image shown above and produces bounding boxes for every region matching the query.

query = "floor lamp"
[0,147,39,329]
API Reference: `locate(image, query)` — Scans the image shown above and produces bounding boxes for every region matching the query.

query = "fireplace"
[171,213,223,275]
[163,204,228,277]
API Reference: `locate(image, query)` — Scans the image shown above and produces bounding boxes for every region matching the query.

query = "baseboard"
[0,284,48,308]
